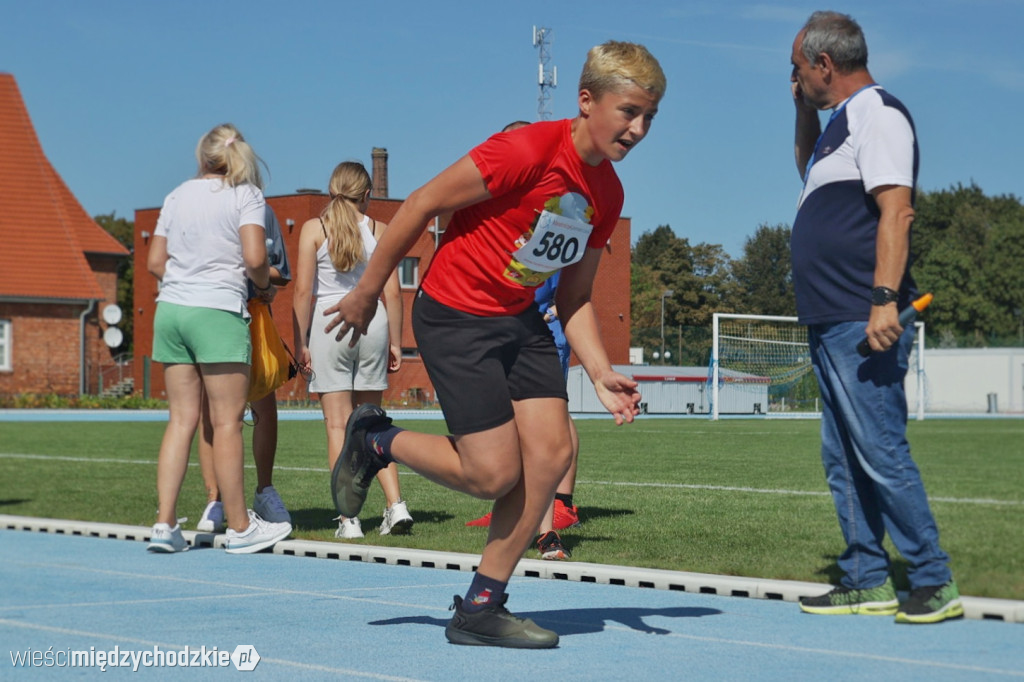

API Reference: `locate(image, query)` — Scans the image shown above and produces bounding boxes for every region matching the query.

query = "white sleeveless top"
[313,215,377,307]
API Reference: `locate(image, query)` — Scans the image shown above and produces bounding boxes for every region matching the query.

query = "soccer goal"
[709,313,926,420]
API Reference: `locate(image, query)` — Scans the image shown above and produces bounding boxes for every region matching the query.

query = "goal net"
[709,313,926,419]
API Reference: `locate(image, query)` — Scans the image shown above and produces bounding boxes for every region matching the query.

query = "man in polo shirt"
[789,11,960,624]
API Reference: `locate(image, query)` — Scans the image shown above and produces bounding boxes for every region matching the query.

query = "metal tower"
[532,26,557,120]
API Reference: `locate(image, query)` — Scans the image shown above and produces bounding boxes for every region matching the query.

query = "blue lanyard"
[803,84,877,184]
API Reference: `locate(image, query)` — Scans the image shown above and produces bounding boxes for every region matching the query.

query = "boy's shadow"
[369,604,721,638]
[576,507,634,524]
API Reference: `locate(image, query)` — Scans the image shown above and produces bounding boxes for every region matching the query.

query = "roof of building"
[0,72,128,301]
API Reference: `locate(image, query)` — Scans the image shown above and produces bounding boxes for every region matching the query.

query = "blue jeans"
[808,321,952,590]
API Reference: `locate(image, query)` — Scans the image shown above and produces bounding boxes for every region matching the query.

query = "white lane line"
[2,452,1021,507]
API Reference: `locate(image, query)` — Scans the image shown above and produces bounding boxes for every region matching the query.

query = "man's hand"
[323,286,379,347]
[864,303,902,353]
[594,370,642,425]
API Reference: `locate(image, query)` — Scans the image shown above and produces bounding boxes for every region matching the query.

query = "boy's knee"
[469,467,520,499]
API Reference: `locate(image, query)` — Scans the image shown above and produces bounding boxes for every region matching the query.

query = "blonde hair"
[321,161,372,272]
[578,41,666,101]
[195,123,264,189]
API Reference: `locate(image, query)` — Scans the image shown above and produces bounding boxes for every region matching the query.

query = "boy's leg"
[390,425,523,499]
[479,397,573,579]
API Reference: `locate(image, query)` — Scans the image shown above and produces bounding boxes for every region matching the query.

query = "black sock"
[555,493,574,508]
[364,423,403,464]
[462,572,507,613]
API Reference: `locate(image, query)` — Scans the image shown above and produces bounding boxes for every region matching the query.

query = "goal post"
[709,313,926,420]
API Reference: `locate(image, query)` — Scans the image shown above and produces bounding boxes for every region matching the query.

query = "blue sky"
[2,0,1022,259]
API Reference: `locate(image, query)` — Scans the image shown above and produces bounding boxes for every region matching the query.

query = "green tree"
[912,184,1024,346]
[94,212,134,355]
[732,223,796,316]
[631,226,737,365]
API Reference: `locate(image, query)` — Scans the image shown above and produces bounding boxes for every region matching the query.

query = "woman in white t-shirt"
[146,123,291,554]
[292,161,412,539]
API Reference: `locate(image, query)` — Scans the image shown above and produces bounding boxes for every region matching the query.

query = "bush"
[0,393,167,410]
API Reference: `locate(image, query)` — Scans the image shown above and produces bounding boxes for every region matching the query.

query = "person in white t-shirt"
[146,123,292,555]
[291,161,412,539]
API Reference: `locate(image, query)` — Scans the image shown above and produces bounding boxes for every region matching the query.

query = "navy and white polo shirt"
[791,85,919,324]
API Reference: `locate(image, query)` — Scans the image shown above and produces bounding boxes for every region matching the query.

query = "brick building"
[0,73,130,397]
[133,148,632,406]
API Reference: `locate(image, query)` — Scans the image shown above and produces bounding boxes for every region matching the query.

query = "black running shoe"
[536,530,570,561]
[331,404,390,518]
[445,595,558,649]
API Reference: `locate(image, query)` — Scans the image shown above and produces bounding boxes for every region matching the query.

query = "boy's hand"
[323,286,378,346]
[594,370,641,425]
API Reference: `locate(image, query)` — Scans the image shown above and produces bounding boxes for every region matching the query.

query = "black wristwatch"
[871,286,899,306]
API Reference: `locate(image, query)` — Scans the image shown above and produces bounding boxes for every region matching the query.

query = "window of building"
[0,319,11,371]
[398,257,419,288]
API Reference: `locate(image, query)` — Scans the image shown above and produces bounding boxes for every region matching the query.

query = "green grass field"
[1,416,1021,600]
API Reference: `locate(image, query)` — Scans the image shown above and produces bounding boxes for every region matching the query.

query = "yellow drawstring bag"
[247,299,290,402]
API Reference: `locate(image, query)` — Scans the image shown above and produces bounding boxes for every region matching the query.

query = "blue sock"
[364,422,402,464]
[462,572,507,613]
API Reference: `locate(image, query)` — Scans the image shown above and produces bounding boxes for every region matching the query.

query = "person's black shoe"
[445,595,558,649]
[536,530,570,561]
[331,404,390,518]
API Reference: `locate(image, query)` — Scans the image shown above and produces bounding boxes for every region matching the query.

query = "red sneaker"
[465,512,492,527]
[552,499,580,530]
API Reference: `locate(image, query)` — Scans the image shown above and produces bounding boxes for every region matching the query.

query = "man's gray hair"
[801,11,868,73]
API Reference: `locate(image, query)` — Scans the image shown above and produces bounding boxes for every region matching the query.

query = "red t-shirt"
[421,119,624,316]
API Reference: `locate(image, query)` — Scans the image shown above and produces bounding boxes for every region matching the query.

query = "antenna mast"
[532,26,557,120]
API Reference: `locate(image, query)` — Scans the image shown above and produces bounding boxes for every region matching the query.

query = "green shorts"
[152,302,251,365]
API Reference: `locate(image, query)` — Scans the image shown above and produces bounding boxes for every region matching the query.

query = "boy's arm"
[324,154,491,344]
[557,248,641,425]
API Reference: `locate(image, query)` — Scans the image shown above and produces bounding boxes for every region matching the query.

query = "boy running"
[326,41,665,649]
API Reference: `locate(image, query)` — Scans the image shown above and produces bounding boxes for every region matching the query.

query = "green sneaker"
[445,595,559,649]
[896,579,964,624]
[799,577,898,615]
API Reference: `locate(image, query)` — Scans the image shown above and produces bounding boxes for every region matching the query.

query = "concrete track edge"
[3,514,1020,624]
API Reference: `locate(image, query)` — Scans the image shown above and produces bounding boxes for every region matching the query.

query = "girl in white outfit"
[292,161,413,539]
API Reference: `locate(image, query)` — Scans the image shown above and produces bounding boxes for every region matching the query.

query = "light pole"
[660,289,674,365]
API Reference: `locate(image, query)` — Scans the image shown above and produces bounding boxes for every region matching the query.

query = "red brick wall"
[0,253,123,397]
[0,302,87,395]
[133,193,632,405]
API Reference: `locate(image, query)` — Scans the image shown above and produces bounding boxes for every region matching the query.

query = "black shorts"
[412,289,567,435]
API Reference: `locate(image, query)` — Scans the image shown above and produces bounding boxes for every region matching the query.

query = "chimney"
[371,147,388,198]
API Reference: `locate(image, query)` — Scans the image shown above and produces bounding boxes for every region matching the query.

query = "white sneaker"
[225,510,292,554]
[334,516,364,539]
[379,500,414,536]
[147,523,188,553]
[197,500,225,532]
[253,485,291,523]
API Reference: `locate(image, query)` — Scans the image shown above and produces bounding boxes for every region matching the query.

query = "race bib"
[510,210,592,273]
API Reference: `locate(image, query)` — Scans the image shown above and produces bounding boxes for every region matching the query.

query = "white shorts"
[308,298,389,393]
